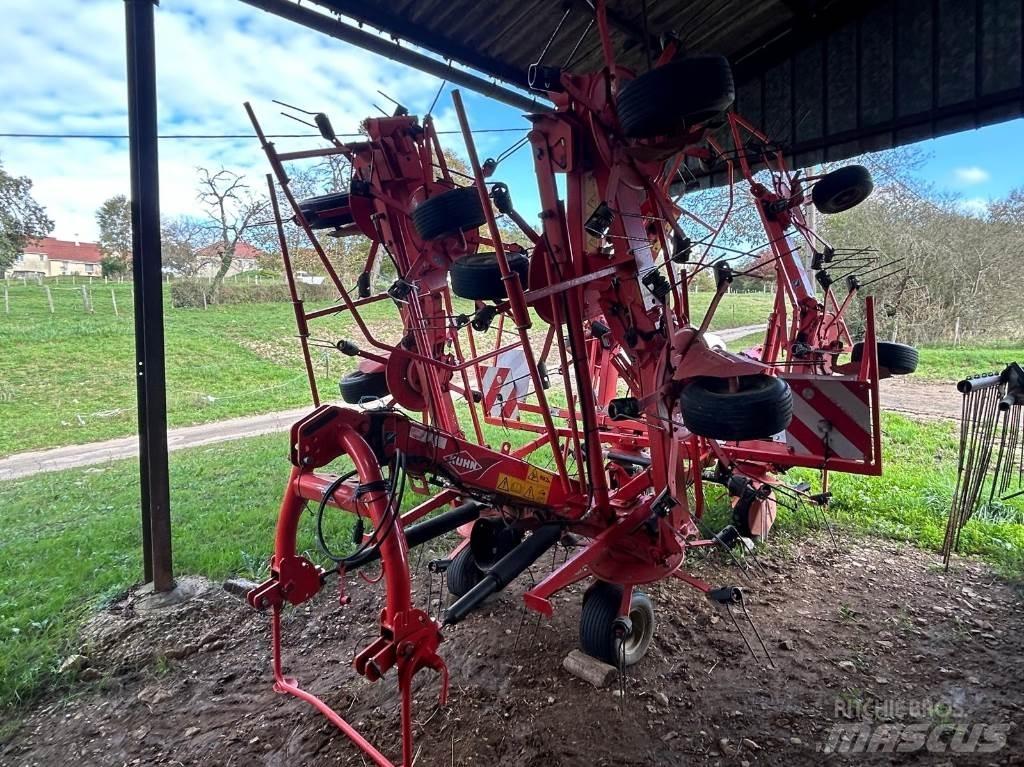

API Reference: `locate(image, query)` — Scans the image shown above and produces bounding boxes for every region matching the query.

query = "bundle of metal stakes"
[943,363,1024,567]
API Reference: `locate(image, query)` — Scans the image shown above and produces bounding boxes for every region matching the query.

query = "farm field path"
[0,405,313,480]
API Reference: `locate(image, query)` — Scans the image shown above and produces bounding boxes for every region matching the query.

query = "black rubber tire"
[449,251,530,301]
[339,368,390,404]
[812,165,873,214]
[580,582,656,667]
[851,341,919,375]
[412,187,486,241]
[446,546,484,598]
[680,375,793,441]
[617,55,735,139]
[297,191,354,230]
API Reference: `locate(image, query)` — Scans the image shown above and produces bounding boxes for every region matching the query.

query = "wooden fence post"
[46,286,54,313]
[111,289,119,317]
[3,286,7,314]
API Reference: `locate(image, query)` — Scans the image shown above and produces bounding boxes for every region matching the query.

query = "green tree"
[96,194,133,268]
[0,159,53,274]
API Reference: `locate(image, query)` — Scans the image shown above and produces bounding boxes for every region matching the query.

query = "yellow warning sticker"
[495,467,553,505]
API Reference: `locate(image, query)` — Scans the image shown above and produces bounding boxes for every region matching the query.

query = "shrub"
[170,279,337,308]
[101,256,127,278]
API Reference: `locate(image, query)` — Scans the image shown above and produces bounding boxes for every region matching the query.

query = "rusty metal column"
[125,0,174,591]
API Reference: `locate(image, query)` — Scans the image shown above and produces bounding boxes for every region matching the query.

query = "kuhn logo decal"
[444,451,483,474]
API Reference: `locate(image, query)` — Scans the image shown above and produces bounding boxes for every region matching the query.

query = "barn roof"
[247,0,1024,167]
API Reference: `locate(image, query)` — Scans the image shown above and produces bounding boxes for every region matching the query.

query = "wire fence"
[0,271,289,318]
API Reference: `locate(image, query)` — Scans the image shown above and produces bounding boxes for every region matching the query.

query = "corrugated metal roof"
[307,0,829,90]
[285,0,1022,165]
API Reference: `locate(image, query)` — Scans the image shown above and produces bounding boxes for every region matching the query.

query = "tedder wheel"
[446,546,484,597]
[680,375,793,441]
[412,186,486,241]
[339,368,390,404]
[811,165,873,214]
[580,581,655,667]
[449,251,530,301]
[297,191,354,230]
[851,340,919,375]
[616,55,735,139]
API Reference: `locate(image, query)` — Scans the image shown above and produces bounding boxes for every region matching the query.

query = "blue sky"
[0,0,1021,240]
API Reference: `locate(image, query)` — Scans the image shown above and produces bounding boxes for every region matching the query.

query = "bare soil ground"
[3,535,1021,766]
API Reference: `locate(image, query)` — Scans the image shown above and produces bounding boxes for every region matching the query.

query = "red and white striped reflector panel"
[781,377,873,462]
[481,349,531,419]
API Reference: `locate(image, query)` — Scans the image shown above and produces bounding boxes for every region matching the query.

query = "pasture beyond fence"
[0,271,329,317]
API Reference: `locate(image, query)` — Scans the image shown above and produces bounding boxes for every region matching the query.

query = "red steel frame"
[700,113,886,476]
[243,2,896,763]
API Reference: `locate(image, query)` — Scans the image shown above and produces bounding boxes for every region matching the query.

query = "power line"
[0,132,319,139]
[0,128,528,141]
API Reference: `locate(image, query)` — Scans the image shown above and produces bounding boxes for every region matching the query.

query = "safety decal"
[495,466,554,504]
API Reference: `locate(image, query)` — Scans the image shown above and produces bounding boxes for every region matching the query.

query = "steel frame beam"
[125,0,174,592]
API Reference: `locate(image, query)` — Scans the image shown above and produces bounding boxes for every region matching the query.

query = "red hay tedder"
[243,3,917,763]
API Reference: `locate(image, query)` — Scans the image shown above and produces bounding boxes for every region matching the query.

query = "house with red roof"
[194,240,264,278]
[10,237,104,278]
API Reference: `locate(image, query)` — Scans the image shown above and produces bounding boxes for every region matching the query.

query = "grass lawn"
[0,411,1021,713]
[915,344,1024,383]
[0,280,772,457]
[0,280,403,457]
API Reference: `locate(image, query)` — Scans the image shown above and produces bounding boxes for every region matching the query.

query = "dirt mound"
[2,536,1022,766]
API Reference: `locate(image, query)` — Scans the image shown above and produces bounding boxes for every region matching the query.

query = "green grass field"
[915,344,1024,382]
[0,279,408,456]
[0,281,774,457]
[0,412,1021,712]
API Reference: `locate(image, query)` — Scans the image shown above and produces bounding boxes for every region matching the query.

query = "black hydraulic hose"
[607,450,652,468]
[443,524,562,626]
[329,500,485,576]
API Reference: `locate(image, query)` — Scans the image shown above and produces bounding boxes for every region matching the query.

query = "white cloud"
[958,196,990,217]
[952,166,990,185]
[0,0,534,241]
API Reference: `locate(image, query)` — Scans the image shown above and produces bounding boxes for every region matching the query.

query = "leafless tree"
[196,167,269,294]
[819,180,1024,345]
[161,214,212,277]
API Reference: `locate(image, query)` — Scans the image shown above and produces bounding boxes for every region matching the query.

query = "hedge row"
[170,280,338,308]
